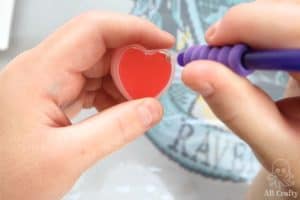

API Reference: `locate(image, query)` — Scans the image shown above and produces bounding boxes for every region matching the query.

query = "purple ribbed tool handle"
[178,44,300,76]
[177,44,253,76]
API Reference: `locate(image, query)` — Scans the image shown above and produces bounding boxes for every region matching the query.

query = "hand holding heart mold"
[111,45,174,100]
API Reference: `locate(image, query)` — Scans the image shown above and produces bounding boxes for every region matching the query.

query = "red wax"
[119,48,172,99]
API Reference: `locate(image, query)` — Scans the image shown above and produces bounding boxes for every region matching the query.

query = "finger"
[284,73,300,98]
[102,76,126,102]
[206,1,300,49]
[84,78,102,91]
[285,77,300,97]
[277,97,300,128]
[182,61,291,160]
[94,89,119,111]
[36,11,175,73]
[63,91,97,118]
[63,98,83,119]
[289,72,300,82]
[57,98,163,171]
[82,91,97,109]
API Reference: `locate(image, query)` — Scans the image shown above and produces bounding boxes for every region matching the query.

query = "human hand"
[0,12,174,200]
[182,0,300,193]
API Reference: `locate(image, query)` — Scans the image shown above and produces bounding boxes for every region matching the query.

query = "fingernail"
[206,21,220,41]
[196,82,214,97]
[138,100,162,127]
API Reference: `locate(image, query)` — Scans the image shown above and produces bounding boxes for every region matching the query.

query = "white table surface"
[0,1,249,199]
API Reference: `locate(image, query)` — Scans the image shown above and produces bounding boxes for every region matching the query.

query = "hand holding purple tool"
[178,44,300,76]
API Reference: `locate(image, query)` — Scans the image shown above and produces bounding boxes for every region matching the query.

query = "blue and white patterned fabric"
[131,0,288,182]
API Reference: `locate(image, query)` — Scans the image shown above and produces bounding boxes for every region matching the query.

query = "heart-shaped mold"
[111,45,174,100]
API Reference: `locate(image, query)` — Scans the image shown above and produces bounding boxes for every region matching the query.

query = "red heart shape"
[111,45,173,100]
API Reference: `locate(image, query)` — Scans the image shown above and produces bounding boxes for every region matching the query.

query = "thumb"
[56,98,163,171]
[182,61,291,164]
